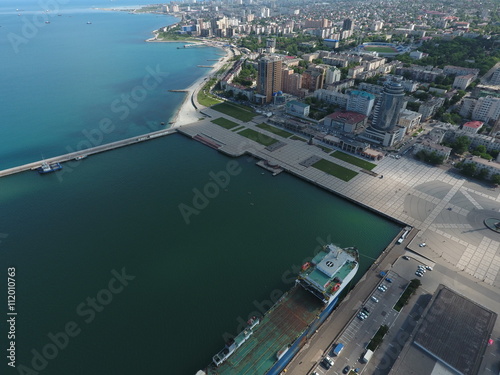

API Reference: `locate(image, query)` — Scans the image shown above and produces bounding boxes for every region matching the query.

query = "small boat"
[37,162,62,174]
[86,21,92,24]
[45,21,50,24]
[74,155,87,161]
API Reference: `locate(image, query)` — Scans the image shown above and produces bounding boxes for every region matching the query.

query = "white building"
[314,89,349,108]
[413,139,451,161]
[453,74,475,90]
[471,96,500,124]
[346,90,376,116]
[325,67,341,85]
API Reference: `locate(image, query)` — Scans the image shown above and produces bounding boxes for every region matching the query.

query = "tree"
[452,136,471,154]
[477,168,490,180]
[460,162,476,177]
[492,174,500,185]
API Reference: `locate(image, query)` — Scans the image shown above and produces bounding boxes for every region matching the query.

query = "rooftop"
[463,121,483,129]
[413,285,496,375]
[326,111,367,124]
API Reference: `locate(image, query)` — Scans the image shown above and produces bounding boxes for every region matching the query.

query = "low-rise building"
[453,74,475,90]
[323,111,367,133]
[462,121,483,134]
[398,109,422,133]
[413,139,451,161]
[285,100,310,118]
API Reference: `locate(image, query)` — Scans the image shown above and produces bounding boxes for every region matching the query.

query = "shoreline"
[167,41,232,128]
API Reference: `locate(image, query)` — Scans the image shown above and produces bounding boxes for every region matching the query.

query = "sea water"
[1,2,402,374]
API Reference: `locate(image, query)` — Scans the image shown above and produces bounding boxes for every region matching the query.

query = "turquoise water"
[0,0,220,169]
[1,2,402,374]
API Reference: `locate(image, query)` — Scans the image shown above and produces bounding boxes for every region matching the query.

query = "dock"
[197,65,214,68]
[0,128,177,178]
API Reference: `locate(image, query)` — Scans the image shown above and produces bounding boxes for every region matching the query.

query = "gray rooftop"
[414,286,497,375]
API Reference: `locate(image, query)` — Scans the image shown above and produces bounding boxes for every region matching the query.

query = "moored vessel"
[37,162,62,174]
[198,244,359,375]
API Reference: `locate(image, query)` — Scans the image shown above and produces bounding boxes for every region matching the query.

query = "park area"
[212,102,256,122]
[331,151,377,170]
[312,159,358,182]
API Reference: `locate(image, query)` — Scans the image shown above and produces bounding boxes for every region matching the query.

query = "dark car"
[385,278,393,283]
[343,365,351,373]
[362,307,370,314]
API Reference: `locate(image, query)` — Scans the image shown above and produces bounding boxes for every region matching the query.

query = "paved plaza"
[178,112,500,288]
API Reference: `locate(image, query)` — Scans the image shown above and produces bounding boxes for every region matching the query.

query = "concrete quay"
[178,112,500,374]
[0,127,177,178]
[178,112,500,288]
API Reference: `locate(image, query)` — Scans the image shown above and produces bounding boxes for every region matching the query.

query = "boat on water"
[37,162,62,174]
[198,244,359,375]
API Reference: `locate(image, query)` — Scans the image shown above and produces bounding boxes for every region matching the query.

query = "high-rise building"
[347,90,376,116]
[257,56,283,103]
[490,68,500,85]
[342,18,353,31]
[325,67,341,85]
[371,81,406,131]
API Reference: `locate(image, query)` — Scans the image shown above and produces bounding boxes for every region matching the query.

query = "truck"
[397,230,409,244]
[361,349,373,363]
[331,343,344,356]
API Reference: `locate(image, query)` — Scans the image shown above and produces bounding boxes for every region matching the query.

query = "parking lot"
[309,270,408,375]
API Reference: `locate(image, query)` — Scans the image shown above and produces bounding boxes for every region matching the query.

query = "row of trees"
[396,37,500,75]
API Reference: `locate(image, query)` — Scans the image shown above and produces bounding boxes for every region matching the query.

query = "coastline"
[167,41,233,128]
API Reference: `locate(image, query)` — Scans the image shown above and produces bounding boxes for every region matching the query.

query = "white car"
[419,242,426,247]
[371,296,379,303]
[415,271,424,277]
[425,266,433,271]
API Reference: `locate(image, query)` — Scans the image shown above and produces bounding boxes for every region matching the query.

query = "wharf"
[0,128,177,178]
[177,108,500,290]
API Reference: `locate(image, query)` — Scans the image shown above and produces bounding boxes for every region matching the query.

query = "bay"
[1,2,402,374]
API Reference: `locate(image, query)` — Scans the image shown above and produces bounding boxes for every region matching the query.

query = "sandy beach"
[168,42,233,127]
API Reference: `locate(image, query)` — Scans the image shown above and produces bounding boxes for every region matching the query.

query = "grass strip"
[312,159,358,182]
[238,128,278,146]
[256,123,293,138]
[331,151,377,170]
[212,102,256,122]
[394,279,421,312]
[211,117,238,129]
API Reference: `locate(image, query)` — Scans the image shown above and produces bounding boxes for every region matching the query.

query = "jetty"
[197,65,214,68]
[0,128,177,178]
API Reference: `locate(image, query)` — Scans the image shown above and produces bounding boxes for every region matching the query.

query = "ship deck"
[208,286,324,375]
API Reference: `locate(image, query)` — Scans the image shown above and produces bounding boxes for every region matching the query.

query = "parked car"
[371,296,379,303]
[343,365,351,374]
[425,265,433,271]
[419,242,426,247]
[415,271,423,277]
[322,356,334,369]
[385,278,393,283]
[402,256,410,260]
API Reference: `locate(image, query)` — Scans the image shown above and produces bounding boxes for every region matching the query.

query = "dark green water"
[0,135,400,374]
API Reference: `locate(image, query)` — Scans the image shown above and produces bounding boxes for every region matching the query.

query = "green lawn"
[312,159,358,182]
[212,102,256,122]
[256,123,293,138]
[291,135,306,142]
[331,151,377,170]
[211,117,238,129]
[197,78,222,107]
[317,145,333,153]
[238,128,278,146]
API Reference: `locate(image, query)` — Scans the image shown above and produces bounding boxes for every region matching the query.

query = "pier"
[0,128,177,178]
